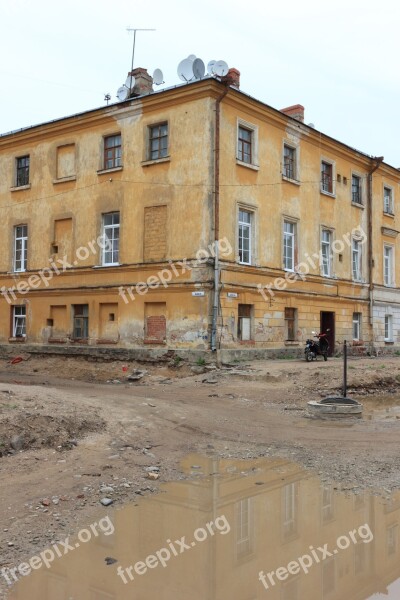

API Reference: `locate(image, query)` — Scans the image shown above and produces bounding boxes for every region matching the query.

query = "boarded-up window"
[144,302,166,344]
[49,305,68,337]
[285,307,297,341]
[144,205,167,261]
[53,218,73,263]
[56,144,76,179]
[99,303,118,340]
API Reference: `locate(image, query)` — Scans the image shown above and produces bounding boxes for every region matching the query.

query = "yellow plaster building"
[0,68,399,358]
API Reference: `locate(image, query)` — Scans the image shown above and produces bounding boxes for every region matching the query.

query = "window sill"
[97,166,123,175]
[282,175,300,186]
[383,283,395,288]
[384,340,394,344]
[96,338,118,345]
[8,337,26,343]
[70,339,89,344]
[10,184,31,192]
[320,189,335,198]
[141,156,170,167]
[236,159,259,171]
[93,263,120,269]
[53,175,76,184]
[48,338,67,344]
[284,341,300,346]
[351,202,364,209]
[144,339,167,345]
[383,212,395,218]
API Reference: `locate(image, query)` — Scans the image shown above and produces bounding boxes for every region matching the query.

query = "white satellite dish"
[177,58,194,82]
[117,86,129,101]
[193,58,205,80]
[187,54,197,61]
[207,60,216,75]
[125,74,135,89]
[214,60,229,76]
[153,68,164,85]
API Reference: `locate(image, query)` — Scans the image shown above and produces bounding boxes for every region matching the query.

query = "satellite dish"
[117,86,129,101]
[153,68,164,85]
[214,60,229,76]
[193,58,205,80]
[125,75,135,90]
[187,54,197,61]
[177,58,194,82]
[207,60,216,74]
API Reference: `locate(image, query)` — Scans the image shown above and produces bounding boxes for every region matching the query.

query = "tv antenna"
[126,27,156,73]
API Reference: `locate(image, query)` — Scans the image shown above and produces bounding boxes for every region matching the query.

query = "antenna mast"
[126,27,156,73]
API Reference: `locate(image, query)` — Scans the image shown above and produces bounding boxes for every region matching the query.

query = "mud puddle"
[6,454,400,599]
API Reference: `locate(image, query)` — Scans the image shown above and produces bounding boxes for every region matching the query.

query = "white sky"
[1,0,400,167]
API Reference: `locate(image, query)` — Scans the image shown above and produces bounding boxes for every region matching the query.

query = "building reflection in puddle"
[8,455,400,599]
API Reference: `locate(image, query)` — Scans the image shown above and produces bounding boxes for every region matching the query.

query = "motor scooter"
[304,330,330,362]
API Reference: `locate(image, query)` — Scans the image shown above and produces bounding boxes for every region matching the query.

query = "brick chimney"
[280,104,304,122]
[128,68,153,97]
[220,68,240,89]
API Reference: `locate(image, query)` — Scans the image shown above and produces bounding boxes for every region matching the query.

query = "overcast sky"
[1,0,400,167]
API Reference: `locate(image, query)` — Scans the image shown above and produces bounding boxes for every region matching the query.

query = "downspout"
[367,156,384,343]
[211,85,229,352]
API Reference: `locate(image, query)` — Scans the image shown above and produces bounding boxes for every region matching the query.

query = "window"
[285,307,297,341]
[12,306,26,338]
[384,245,394,286]
[149,123,168,160]
[283,145,296,180]
[237,126,252,164]
[352,239,362,281]
[73,305,89,340]
[352,174,362,204]
[238,304,252,341]
[387,524,398,556]
[385,315,393,342]
[236,498,253,558]
[321,229,332,277]
[102,212,120,266]
[283,221,297,271]
[16,156,30,187]
[384,186,394,214]
[353,312,362,341]
[104,135,121,170]
[283,483,298,538]
[14,225,28,272]
[321,161,333,194]
[238,209,252,265]
[322,486,334,523]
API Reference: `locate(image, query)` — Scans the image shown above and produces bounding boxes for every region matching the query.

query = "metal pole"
[343,340,347,397]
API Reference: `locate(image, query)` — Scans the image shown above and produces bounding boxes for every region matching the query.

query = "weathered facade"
[0,68,399,356]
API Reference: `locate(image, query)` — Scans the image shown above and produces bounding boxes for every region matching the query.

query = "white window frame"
[14,224,28,272]
[353,312,361,341]
[283,220,297,271]
[352,238,362,281]
[102,212,120,266]
[385,314,393,342]
[321,229,333,277]
[236,118,259,170]
[238,209,253,265]
[384,244,394,287]
[320,158,335,196]
[384,185,394,215]
[13,305,26,338]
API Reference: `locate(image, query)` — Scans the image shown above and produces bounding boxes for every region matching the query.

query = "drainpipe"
[367,156,384,342]
[211,85,229,352]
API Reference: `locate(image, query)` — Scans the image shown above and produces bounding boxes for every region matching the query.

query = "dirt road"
[1,354,400,597]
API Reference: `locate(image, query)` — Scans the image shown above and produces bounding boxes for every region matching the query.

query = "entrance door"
[320,311,335,356]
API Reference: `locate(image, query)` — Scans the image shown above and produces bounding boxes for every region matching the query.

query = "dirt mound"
[0,413,104,457]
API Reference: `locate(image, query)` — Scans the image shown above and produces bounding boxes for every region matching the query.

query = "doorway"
[320,311,335,356]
